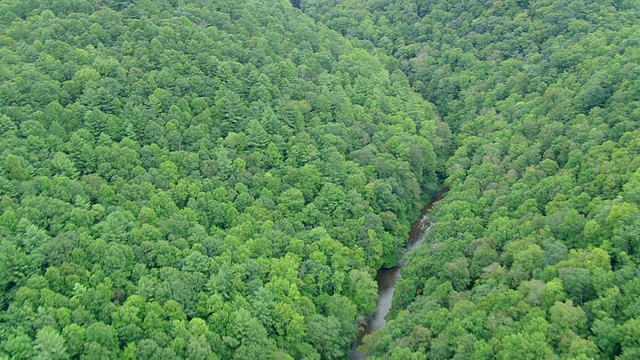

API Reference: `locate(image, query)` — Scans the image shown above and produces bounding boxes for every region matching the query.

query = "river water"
[349,188,448,359]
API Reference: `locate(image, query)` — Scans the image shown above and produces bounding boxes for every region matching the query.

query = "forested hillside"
[0,1,447,359]
[2,0,640,359]
[300,0,640,359]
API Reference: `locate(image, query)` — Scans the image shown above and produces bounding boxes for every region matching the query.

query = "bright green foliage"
[2,0,640,358]
[0,0,442,359]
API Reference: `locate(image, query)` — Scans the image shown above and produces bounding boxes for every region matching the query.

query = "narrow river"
[350,187,448,359]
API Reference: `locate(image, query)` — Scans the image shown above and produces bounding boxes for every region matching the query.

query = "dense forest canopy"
[1,0,639,359]
[300,0,640,359]
[0,1,446,359]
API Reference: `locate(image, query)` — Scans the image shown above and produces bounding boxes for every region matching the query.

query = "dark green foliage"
[299,0,640,358]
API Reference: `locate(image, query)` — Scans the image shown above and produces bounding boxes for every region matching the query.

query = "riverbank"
[350,188,449,359]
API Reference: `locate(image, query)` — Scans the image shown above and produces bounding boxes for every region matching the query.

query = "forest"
[0,0,638,359]
[301,0,640,359]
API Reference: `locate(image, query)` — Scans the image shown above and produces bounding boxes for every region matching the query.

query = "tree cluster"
[0,1,444,359]
[300,0,640,358]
